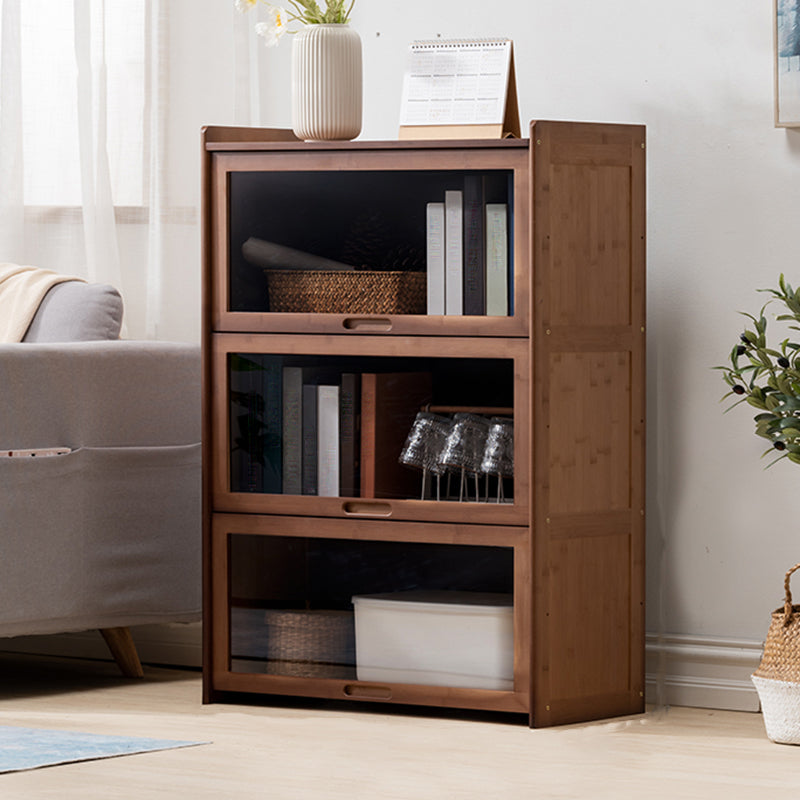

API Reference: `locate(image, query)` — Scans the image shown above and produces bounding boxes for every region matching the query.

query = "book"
[426,202,446,315]
[282,365,338,495]
[317,384,340,497]
[302,384,318,495]
[339,372,361,497]
[444,190,463,315]
[485,203,508,316]
[282,367,304,495]
[360,372,433,499]
[462,175,485,315]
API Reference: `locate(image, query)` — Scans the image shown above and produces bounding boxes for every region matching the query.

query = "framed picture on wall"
[776,0,800,126]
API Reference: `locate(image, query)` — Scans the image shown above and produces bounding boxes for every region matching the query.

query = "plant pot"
[291,24,362,141]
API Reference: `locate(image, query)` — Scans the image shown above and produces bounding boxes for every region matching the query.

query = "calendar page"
[399,39,513,128]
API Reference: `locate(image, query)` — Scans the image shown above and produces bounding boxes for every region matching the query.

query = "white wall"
[12,1,799,708]
[257,0,800,696]
[253,0,796,646]
[175,0,800,680]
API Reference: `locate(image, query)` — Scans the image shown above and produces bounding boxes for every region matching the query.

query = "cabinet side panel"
[548,352,631,513]
[532,120,645,727]
[548,164,632,327]
[547,531,632,698]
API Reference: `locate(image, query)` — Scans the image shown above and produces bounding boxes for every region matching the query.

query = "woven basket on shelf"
[752,562,800,744]
[265,269,426,315]
[230,608,356,680]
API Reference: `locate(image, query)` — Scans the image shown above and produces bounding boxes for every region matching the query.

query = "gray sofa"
[0,281,201,676]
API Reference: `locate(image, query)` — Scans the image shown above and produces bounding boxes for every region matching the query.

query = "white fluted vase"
[291,24,362,141]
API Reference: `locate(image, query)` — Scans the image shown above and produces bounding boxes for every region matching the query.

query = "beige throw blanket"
[0,263,85,343]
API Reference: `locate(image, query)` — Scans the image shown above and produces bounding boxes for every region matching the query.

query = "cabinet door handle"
[343,684,392,700]
[342,501,393,517]
[342,317,393,332]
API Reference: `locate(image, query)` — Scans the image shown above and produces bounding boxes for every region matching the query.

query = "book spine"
[426,202,446,315]
[462,175,485,315]
[317,384,340,497]
[282,366,303,495]
[339,372,361,497]
[261,360,283,493]
[301,384,318,495]
[359,373,377,498]
[485,203,508,316]
[444,190,463,315]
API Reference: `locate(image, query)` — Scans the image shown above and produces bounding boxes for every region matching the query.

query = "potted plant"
[718,274,800,744]
[236,0,361,141]
[718,274,800,467]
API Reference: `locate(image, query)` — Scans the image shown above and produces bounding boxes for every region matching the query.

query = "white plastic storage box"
[351,590,514,690]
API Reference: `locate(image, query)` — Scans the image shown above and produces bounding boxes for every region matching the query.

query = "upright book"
[301,384,318,495]
[444,190,463,315]
[360,372,433,499]
[426,202,446,315]
[282,365,338,495]
[317,384,340,497]
[485,203,508,316]
[339,372,361,497]
[462,175,485,316]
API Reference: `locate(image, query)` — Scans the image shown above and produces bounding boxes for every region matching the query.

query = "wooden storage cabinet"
[201,121,646,727]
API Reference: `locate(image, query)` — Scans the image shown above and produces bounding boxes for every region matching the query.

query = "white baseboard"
[646,633,763,712]
[0,626,764,713]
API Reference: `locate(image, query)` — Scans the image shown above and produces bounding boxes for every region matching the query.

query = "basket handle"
[783,562,800,625]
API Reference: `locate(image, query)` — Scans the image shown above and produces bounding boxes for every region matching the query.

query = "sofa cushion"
[23,281,124,342]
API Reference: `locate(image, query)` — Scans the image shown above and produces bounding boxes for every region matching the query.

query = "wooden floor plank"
[0,653,798,798]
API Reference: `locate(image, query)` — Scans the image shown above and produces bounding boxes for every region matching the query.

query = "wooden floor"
[1,653,799,798]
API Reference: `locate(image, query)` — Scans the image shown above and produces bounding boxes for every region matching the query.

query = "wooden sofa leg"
[100,627,145,678]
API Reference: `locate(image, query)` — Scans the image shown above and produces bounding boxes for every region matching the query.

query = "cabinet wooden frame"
[208,512,530,716]
[211,332,529,525]
[201,121,647,727]
[207,143,530,337]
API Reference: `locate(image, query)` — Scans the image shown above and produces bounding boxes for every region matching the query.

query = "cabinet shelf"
[202,121,646,727]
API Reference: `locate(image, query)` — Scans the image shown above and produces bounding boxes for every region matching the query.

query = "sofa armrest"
[0,340,200,448]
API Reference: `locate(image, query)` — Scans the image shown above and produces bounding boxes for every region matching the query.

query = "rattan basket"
[231,607,356,680]
[265,269,426,315]
[752,562,800,744]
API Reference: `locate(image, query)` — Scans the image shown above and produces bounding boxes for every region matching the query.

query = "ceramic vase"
[291,24,362,141]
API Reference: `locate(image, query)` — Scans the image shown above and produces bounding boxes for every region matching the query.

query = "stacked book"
[426,174,512,317]
[230,358,433,500]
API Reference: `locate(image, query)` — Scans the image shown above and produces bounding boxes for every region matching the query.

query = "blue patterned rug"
[0,726,205,773]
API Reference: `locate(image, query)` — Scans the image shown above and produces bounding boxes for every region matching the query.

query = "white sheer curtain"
[0,0,268,342]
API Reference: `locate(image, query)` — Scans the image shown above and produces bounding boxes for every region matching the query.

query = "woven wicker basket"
[231,608,356,680]
[265,269,426,315]
[752,562,800,744]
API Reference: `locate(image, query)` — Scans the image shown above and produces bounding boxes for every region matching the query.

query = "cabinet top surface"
[203,128,531,154]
